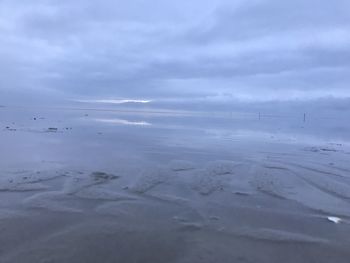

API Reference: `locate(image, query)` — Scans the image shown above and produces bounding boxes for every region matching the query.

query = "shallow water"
[1,106,350,263]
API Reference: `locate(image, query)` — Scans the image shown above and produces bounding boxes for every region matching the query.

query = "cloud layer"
[1,0,350,103]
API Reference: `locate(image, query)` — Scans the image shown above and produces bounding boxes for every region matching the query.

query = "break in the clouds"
[0,0,350,103]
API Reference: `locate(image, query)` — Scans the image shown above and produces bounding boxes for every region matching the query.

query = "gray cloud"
[0,0,349,104]
[188,0,350,42]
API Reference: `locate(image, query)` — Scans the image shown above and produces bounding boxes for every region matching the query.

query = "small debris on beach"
[304,146,338,153]
[5,126,16,131]
[47,127,58,132]
[320,148,337,152]
[90,171,119,181]
[327,216,342,224]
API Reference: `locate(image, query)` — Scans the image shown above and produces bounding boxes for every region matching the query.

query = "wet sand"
[1,107,350,262]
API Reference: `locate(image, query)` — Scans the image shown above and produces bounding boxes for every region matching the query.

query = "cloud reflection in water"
[94,118,151,126]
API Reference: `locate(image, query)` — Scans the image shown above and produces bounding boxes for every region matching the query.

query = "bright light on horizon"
[74,99,152,104]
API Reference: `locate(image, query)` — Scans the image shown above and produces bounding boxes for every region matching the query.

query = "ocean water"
[1,105,350,263]
[1,105,349,169]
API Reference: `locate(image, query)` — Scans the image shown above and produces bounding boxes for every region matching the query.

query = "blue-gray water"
[1,105,350,263]
[1,105,349,168]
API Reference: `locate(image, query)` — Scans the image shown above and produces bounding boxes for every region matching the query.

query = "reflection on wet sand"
[94,118,152,126]
[1,107,350,263]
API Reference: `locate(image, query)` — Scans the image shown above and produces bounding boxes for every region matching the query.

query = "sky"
[0,0,350,105]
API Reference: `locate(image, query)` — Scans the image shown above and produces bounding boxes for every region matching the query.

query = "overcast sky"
[1,0,350,103]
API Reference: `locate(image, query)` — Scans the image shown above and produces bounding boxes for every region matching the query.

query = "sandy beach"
[0,106,349,263]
